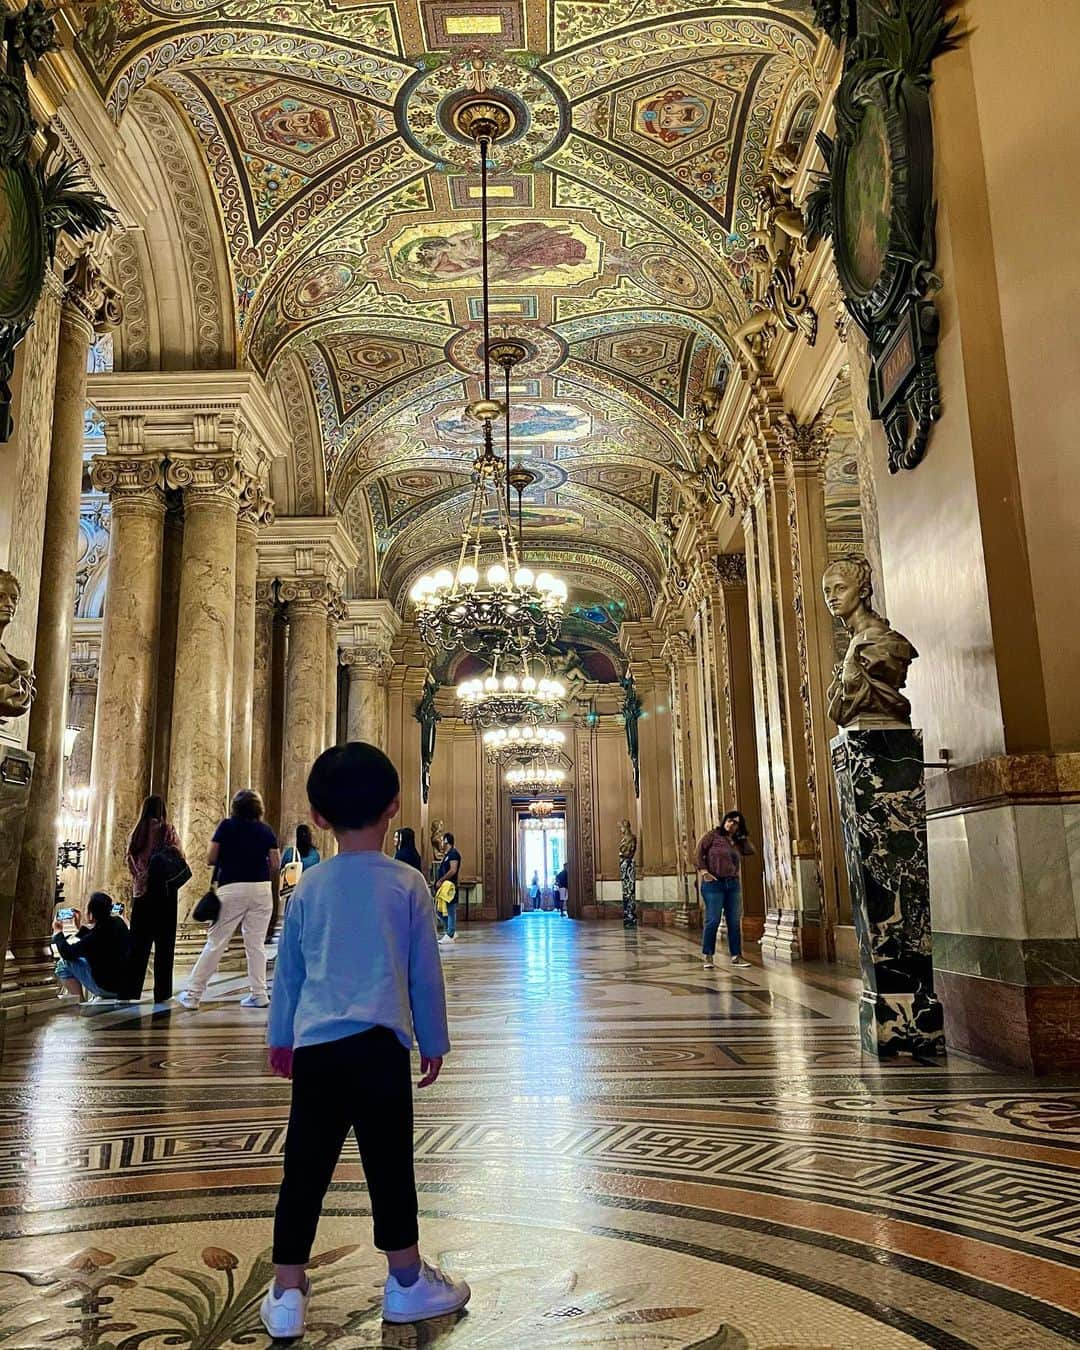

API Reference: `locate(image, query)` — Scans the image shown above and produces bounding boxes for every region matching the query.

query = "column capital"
[279,577,334,615]
[238,470,275,533]
[338,598,400,656]
[712,552,748,588]
[89,452,166,513]
[340,645,394,681]
[775,412,831,470]
[164,450,244,508]
[62,255,124,338]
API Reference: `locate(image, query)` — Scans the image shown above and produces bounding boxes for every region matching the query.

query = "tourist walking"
[393,827,424,873]
[435,831,461,941]
[262,742,469,1339]
[125,795,189,1004]
[696,811,754,970]
[555,864,569,914]
[177,789,280,1010]
[281,823,320,906]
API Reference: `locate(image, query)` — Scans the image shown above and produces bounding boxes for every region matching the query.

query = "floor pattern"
[1,918,1079,1347]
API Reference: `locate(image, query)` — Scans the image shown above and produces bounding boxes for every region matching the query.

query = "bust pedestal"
[620,857,637,928]
[0,746,35,1010]
[830,727,945,1058]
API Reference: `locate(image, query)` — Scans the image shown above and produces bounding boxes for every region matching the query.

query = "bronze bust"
[822,556,917,728]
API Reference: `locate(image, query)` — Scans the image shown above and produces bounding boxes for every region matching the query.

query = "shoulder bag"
[281,829,304,891]
[192,862,220,924]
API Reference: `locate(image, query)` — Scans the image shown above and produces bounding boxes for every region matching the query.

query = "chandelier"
[506,763,567,792]
[483,723,565,763]
[409,80,566,657]
[529,799,556,819]
[457,654,565,726]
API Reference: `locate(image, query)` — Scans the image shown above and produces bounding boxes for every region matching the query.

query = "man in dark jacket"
[53,892,132,1003]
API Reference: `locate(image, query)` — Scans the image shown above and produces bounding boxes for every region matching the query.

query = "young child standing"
[261,742,470,1339]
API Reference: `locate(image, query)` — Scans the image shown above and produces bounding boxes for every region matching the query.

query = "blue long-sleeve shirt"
[267,850,450,1059]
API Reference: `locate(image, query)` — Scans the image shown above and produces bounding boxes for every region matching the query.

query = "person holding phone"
[52,892,132,1004]
[696,810,755,970]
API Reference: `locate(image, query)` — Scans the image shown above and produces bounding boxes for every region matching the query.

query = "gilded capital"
[712,552,747,587]
[340,645,394,680]
[777,413,830,467]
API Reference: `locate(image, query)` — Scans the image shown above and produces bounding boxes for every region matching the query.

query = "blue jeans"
[701,879,742,958]
[55,956,116,999]
[445,899,457,937]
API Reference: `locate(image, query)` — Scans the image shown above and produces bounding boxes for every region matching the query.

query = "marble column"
[66,639,100,793]
[831,728,945,1057]
[150,497,183,797]
[324,612,340,751]
[13,268,119,986]
[165,454,240,887]
[279,581,329,843]
[230,479,272,795]
[86,453,167,898]
[250,579,276,803]
[343,647,389,747]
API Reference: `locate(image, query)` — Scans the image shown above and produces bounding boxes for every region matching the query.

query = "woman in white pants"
[177,789,280,1010]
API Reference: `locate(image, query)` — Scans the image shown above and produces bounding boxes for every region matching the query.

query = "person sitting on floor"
[52,892,132,1005]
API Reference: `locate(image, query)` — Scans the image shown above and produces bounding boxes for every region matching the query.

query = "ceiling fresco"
[75,0,822,615]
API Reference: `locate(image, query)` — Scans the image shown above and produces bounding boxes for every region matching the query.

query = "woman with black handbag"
[124,796,190,1005]
[177,789,280,1010]
[127,843,192,1005]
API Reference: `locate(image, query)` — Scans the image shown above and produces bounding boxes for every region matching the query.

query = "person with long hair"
[177,789,280,1010]
[125,795,188,1005]
[282,823,321,890]
[695,810,754,970]
[393,827,423,873]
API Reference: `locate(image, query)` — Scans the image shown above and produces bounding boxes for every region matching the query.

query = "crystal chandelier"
[483,723,565,762]
[457,654,565,727]
[506,763,567,792]
[409,79,566,657]
[529,799,556,819]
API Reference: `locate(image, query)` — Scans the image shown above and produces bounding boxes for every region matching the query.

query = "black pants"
[127,895,177,1004]
[272,1027,419,1264]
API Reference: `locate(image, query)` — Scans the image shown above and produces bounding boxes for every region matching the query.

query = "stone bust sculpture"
[429,818,447,862]
[618,818,638,862]
[822,556,917,728]
[0,569,35,722]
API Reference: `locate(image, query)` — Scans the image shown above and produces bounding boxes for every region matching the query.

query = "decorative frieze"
[712,553,747,587]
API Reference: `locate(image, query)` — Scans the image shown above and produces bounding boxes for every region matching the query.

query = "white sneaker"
[382,1262,470,1324]
[175,990,201,1010]
[240,994,269,1008]
[260,1280,308,1340]
[56,989,79,1003]
[702,957,714,970]
[730,956,751,968]
[438,933,450,944]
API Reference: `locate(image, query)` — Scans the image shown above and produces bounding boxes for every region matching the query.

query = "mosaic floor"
[1,917,1078,1348]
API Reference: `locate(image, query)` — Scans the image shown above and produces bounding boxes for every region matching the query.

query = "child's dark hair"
[444,831,455,846]
[87,892,114,922]
[307,742,399,830]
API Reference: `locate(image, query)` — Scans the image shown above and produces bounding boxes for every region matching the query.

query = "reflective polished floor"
[1,917,1079,1347]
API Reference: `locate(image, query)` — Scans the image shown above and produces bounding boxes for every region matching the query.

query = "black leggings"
[272,1027,419,1263]
[127,896,176,1004]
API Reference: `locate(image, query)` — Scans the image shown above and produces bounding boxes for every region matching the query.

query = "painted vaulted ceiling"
[76,0,823,615]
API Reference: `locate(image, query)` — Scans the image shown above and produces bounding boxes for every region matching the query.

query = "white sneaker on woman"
[175,990,200,1009]
[260,1280,308,1339]
[240,994,269,1008]
[730,956,751,968]
[382,1262,471,1324]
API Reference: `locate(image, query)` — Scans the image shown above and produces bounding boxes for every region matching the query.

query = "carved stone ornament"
[730,141,819,372]
[822,554,917,728]
[0,567,35,720]
[278,578,333,610]
[0,3,116,441]
[712,553,747,587]
[807,1,963,471]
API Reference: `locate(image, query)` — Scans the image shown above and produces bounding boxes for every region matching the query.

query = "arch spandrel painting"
[72,0,821,612]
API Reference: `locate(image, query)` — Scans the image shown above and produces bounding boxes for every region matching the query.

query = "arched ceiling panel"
[74,0,820,591]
